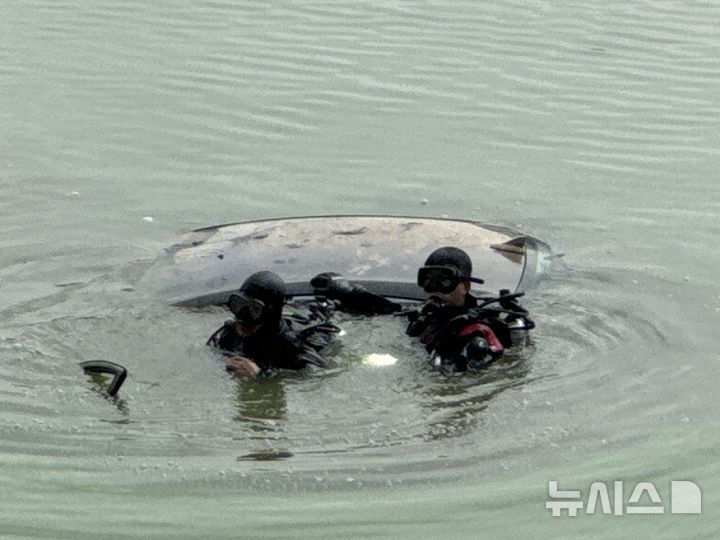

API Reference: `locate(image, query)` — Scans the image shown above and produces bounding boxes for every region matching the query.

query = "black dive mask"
[417,266,464,293]
[227,292,268,324]
[417,266,484,294]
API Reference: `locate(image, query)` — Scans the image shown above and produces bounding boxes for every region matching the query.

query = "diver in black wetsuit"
[406,246,534,372]
[207,271,338,377]
[312,247,533,373]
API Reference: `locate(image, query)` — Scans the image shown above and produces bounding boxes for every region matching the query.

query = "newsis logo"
[546,480,702,517]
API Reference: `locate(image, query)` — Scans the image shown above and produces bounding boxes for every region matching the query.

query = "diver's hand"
[225,356,261,377]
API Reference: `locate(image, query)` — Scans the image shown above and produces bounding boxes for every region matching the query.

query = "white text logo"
[546,480,701,517]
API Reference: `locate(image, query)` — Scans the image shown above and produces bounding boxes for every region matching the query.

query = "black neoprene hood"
[423,246,472,279]
[239,271,287,308]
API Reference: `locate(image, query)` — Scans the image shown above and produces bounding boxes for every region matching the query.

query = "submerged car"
[140,215,552,306]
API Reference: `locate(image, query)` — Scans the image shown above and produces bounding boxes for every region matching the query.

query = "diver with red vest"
[405,246,533,372]
[312,246,534,373]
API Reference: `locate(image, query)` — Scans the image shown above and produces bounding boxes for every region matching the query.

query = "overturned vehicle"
[140,215,551,306]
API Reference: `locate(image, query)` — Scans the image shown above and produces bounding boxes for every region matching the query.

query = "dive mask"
[417,266,484,294]
[227,292,267,323]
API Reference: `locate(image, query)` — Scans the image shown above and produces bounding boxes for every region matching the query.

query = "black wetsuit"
[208,318,333,374]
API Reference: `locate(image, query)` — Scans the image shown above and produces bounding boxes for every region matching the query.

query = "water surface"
[1,1,719,537]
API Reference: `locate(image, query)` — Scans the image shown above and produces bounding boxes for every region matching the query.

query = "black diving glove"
[311,272,401,315]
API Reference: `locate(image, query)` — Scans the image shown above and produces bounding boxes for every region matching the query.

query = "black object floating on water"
[79,360,128,397]
[237,451,294,461]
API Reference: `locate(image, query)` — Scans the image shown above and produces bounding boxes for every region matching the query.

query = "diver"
[406,246,534,372]
[207,271,339,377]
[311,247,534,373]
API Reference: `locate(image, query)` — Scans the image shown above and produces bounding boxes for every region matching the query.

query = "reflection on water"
[233,378,288,431]
[82,369,131,416]
[223,320,538,449]
[420,353,533,441]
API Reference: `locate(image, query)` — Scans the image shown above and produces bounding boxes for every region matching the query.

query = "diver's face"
[234,319,263,336]
[428,281,469,307]
[228,292,272,336]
